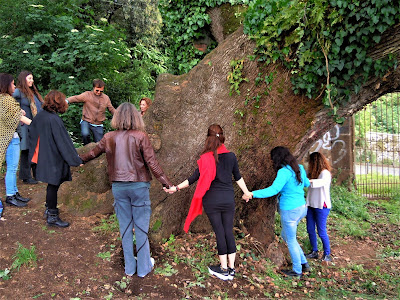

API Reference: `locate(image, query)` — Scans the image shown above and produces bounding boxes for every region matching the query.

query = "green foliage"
[154,262,178,276]
[227,59,249,95]
[90,0,163,46]
[0,0,168,141]
[97,251,111,261]
[11,242,38,271]
[159,0,250,74]
[356,173,400,196]
[244,0,399,117]
[92,213,119,234]
[114,276,131,291]
[331,184,370,221]
[0,268,11,280]
[355,93,400,138]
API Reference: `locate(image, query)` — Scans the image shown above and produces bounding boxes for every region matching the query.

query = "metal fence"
[354,93,400,199]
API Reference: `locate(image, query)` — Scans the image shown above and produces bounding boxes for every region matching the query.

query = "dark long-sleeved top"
[29,110,82,185]
[13,88,42,150]
[188,152,242,190]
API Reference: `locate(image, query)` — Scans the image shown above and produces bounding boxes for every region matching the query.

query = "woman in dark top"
[29,90,83,228]
[165,124,251,281]
[13,71,43,184]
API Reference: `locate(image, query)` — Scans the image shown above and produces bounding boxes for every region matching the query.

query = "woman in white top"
[305,152,332,262]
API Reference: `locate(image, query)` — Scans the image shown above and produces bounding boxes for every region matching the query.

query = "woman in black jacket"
[29,90,82,227]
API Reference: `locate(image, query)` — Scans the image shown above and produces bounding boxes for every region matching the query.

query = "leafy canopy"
[244,0,400,119]
[159,0,250,74]
[0,0,168,141]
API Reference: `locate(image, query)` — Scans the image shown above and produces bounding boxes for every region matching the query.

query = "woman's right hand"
[163,186,177,194]
[242,192,253,202]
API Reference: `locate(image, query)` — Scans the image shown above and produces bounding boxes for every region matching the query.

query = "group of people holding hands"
[0,70,332,280]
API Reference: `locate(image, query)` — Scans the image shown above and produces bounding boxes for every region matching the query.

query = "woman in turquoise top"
[244,146,310,278]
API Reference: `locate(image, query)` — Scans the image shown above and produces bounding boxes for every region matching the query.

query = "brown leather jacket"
[80,130,172,187]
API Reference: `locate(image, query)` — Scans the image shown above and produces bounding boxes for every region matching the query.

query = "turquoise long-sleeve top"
[252,165,310,210]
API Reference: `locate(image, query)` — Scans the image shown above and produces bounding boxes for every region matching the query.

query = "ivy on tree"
[244,0,399,121]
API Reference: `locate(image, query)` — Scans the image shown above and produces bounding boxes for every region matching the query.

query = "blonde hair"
[111,102,145,131]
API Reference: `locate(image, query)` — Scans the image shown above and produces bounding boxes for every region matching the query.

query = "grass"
[1,242,38,279]
[11,242,38,271]
[97,251,111,261]
[92,213,119,234]
[355,173,400,197]
[87,182,400,299]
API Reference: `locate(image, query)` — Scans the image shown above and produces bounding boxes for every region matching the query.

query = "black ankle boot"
[6,195,27,207]
[15,192,30,203]
[306,251,319,259]
[47,208,69,228]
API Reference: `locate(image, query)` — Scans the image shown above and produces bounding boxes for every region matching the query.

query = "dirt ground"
[0,179,399,299]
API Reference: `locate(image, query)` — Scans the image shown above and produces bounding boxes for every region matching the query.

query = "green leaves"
[243,0,399,116]
[159,0,249,74]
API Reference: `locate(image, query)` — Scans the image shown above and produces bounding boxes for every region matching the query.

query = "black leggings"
[206,209,236,255]
[19,149,36,180]
[46,184,60,209]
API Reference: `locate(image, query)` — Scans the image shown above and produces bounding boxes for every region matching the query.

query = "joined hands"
[163,186,178,194]
[242,192,253,202]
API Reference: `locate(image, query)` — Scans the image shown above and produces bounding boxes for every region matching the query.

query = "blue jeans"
[5,138,20,196]
[80,120,104,145]
[306,207,331,255]
[280,204,308,274]
[112,182,152,277]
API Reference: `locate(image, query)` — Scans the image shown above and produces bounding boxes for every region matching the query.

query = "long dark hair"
[0,73,14,95]
[270,146,302,184]
[17,70,43,103]
[308,152,332,179]
[201,124,225,164]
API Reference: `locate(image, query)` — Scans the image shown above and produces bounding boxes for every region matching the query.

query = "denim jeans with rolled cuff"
[112,181,153,277]
[280,204,308,274]
[5,137,20,196]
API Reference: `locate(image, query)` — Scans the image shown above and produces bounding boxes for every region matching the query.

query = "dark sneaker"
[23,178,38,184]
[302,262,311,273]
[306,251,319,259]
[322,254,332,262]
[281,269,302,279]
[208,265,230,281]
[5,195,27,207]
[228,267,235,280]
[15,192,30,203]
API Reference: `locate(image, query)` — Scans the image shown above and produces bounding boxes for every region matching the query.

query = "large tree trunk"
[61,24,400,259]
[145,24,400,246]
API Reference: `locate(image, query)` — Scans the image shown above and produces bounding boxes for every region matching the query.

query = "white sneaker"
[135,256,155,267]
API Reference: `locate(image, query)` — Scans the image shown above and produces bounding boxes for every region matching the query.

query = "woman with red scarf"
[165,124,251,281]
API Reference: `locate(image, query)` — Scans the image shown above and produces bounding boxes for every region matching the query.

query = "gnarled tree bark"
[61,23,400,263]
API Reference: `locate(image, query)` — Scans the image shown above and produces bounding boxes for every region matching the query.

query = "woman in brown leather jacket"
[80,102,172,278]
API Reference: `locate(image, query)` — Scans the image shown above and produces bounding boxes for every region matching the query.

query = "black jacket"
[29,110,82,185]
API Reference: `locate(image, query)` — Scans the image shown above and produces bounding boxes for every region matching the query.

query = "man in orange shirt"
[67,79,115,145]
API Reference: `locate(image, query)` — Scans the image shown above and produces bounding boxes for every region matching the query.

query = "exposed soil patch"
[0,179,399,299]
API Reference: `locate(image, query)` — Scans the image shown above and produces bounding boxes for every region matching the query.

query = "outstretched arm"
[164,179,189,194]
[236,178,252,202]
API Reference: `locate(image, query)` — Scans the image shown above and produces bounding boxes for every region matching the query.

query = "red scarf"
[184,144,230,232]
